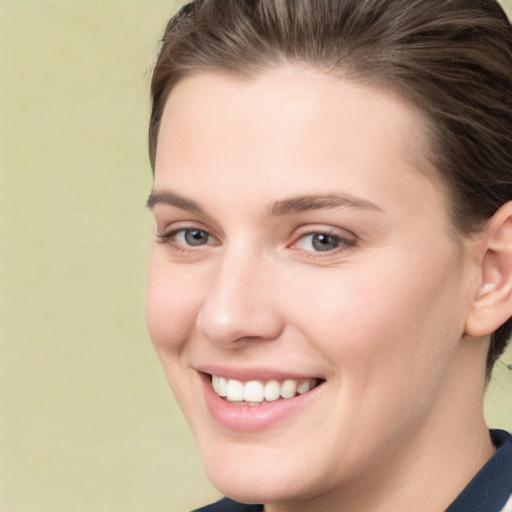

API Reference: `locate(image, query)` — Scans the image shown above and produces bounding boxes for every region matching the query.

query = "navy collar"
[445,429,512,512]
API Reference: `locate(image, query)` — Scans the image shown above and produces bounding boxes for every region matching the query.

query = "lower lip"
[200,373,324,432]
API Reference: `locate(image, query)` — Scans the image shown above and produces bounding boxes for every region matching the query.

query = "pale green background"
[0,2,511,511]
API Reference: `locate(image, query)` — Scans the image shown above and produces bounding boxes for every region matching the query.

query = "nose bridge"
[196,242,282,346]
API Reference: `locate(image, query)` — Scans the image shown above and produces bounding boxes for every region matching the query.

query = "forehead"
[157,67,429,166]
[154,68,444,219]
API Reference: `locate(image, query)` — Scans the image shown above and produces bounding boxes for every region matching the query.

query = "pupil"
[185,229,208,246]
[312,233,338,252]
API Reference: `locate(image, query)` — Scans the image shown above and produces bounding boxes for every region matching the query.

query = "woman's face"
[146,69,478,505]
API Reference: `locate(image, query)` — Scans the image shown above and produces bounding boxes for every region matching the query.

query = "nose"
[196,251,284,347]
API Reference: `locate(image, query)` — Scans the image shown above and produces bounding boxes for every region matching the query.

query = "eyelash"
[156,228,215,253]
[291,229,355,257]
[155,227,356,256]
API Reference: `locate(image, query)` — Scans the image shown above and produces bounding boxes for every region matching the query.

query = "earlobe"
[465,202,512,337]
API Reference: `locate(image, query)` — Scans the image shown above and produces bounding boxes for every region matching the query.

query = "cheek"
[145,256,205,418]
[145,255,199,356]
[279,252,467,459]
[290,247,466,388]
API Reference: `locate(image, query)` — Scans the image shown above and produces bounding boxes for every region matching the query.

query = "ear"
[465,201,512,337]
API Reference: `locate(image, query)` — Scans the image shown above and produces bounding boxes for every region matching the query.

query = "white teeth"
[211,375,228,397]
[217,376,227,396]
[280,379,297,399]
[264,380,281,401]
[297,379,315,394]
[244,381,264,402]
[211,375,319,403]
[212,375,220,393]
[226,379,244,402]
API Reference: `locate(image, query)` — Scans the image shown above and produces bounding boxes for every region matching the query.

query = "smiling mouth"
[209,374,323,406]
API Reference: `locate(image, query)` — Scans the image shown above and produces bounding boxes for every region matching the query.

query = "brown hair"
[149,0,512,373]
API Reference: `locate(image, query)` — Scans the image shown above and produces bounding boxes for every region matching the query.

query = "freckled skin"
[146,69,494,512]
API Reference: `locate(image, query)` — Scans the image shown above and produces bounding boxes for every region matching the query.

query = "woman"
[145,1,512,510]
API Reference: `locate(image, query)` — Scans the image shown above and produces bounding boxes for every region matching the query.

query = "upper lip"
[196,364,323,382]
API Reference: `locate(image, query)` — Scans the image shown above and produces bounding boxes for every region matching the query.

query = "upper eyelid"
[291,224,357,241]
[156,227,219,250]
[291,232,355,248]
[298,231,353,242]
[158,227,213,239]
[156,221,218,238]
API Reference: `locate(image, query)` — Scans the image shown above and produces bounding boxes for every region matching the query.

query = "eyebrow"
[146,190,205,214]
[267,194,382,216]
[146,189,382,216]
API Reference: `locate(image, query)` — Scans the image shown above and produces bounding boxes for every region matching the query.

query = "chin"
[196,435,333,506]
[205,465,306,505]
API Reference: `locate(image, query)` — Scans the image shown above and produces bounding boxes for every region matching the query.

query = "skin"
[146,68,500,512]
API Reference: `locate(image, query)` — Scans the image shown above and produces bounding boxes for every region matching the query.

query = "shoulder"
[192,497,263,512]
[447,429,512,512]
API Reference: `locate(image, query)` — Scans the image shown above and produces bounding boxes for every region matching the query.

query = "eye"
[177,229,211,246]
[156,227,216,250]
[294,232,353,253]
